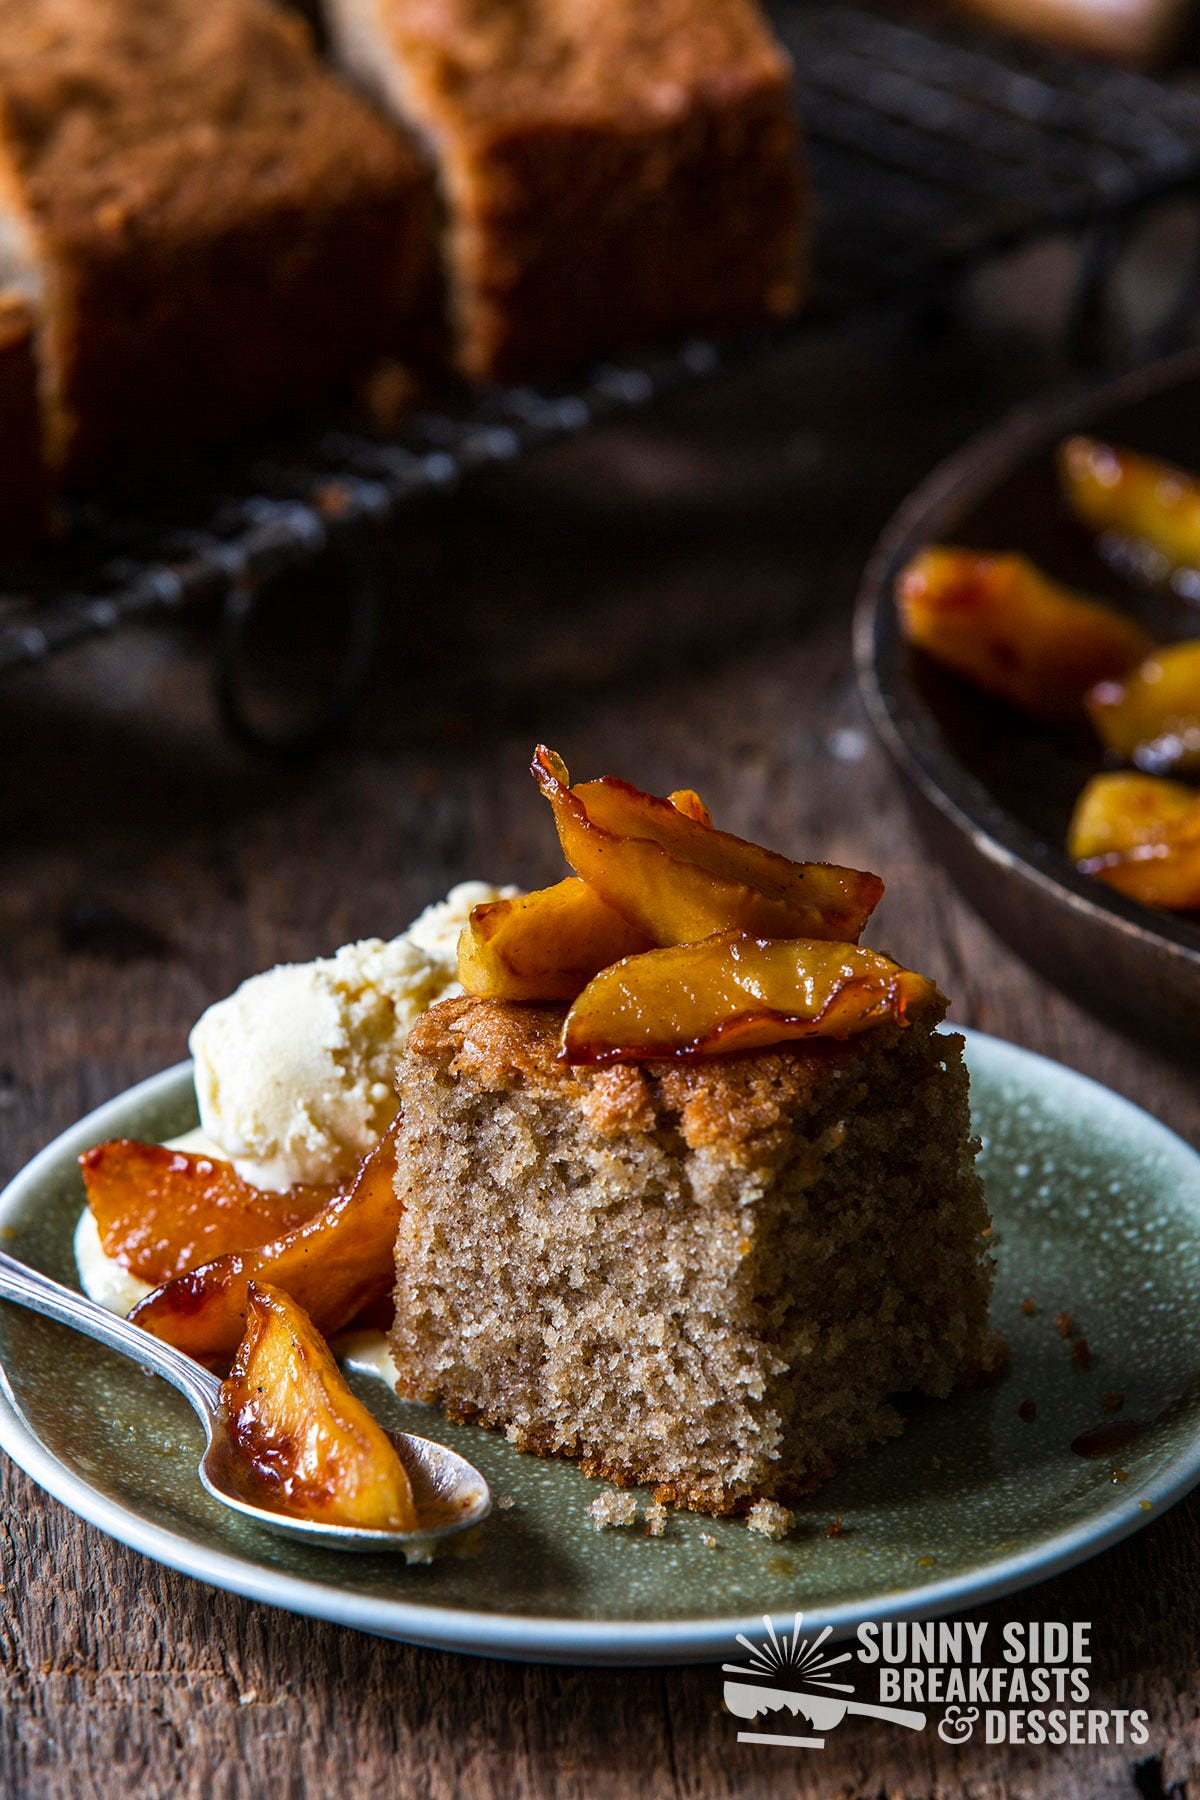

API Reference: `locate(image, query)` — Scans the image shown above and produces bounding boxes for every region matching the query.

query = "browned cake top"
[403,994,938,1163]
[0,0,425,239]
[377,0,792,126]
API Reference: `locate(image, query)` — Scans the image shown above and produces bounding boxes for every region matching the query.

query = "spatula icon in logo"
[723,1613,927,1749]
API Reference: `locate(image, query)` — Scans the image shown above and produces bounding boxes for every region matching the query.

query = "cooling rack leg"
[213,544,381,757]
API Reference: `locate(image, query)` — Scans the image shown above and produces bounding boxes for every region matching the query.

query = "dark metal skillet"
[855,346,1200,1053]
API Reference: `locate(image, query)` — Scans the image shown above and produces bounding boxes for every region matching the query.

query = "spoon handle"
[0,1248,222,1426]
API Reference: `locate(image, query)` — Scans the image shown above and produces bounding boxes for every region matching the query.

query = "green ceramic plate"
[1,1031,1199,1666]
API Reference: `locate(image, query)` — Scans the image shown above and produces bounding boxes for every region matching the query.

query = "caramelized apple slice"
[533,748,882,945]
[561,932,944,1064]
[896,547,1151,718]
[1060,437,1200,574]
[1068,771,1200,860]
[130,1119,402,1364]
[668,789,712,826]
[80,1140,334,1285]
[220,1282,416,1532]
[457,877,652,1002]
[1086,640,1200,774]
[1069,772,1200,910]
[1077,830,1200,911]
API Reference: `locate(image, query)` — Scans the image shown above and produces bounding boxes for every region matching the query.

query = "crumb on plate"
[589,1490,638,1531]
[746,1499,794,1541]
[643,1500,668,1538]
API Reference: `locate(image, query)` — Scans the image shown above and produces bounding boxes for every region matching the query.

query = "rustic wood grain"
[1,314,1197,1799]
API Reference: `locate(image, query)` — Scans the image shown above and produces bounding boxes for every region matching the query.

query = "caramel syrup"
[1070,1418,1140,1458]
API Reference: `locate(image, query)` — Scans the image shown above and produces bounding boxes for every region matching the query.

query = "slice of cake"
[0,0,438,481]
[322,0,805,381]
[390,993,998,1514]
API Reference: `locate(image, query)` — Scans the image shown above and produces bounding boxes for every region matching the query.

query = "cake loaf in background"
[0,0,438,484]
[321,0,806,381]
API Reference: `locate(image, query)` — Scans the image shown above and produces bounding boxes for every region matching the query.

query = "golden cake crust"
[376,0,795,125]
[404,992,945,1164]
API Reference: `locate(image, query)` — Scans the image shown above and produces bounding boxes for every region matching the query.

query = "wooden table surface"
[3,304,1198,1800]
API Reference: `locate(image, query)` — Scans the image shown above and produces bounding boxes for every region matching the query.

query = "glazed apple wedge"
[667,788,712,826]
[1087,640,1200,774]
[561,933,944,1064]
[1068,771,1199,860]
[221,1282,417,1532]
[1077,827,1200,911]
[1060,437,1200,575]
[129,1119,403,1364]
[896,548,1150,718]
[80,1141,335,1285]
[533,747,883,945]
[1069,772,1200,910]
[458,877,652,1002]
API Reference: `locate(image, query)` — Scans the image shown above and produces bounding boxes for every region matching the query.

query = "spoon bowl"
[0,1248,490,1558]
[199,1415,492,1558]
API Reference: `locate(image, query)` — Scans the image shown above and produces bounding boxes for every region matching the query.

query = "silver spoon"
[0,1249,490,1559]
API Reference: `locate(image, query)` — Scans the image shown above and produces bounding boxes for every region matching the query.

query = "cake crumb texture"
[746,1499,794,1540]
[391,996,997,1516]
[643,1499,668,1538]
[589,1490,639,1531]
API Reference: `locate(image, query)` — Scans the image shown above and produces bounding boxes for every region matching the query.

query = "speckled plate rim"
[2,1039,1200,1667]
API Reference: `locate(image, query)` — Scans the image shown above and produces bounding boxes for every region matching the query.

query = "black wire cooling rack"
[8,0,1200,741]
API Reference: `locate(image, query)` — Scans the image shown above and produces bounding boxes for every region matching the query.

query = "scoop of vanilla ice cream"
[189,881,515,1190]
